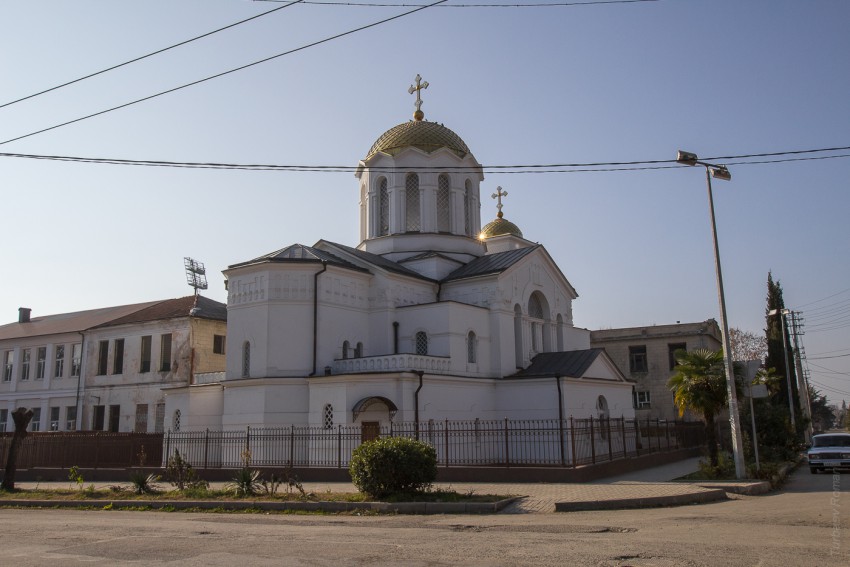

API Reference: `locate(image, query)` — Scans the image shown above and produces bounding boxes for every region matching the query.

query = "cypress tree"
[763,271,802,437]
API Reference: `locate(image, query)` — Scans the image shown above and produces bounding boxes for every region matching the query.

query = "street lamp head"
[710,165,732,181]
[768,308,790,316]
[677,150,699,166]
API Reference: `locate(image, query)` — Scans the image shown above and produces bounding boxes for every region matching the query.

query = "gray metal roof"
[229,243,366,272]
[321,241,434,281]
[511,349,606,379]
[443,246,538,282]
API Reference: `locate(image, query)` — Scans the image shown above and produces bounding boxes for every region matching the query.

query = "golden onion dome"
[479,216,524,239]
[367,120,470,159]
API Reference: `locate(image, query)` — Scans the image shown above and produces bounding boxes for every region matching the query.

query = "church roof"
[442,246,538,282]
[0,301,162,340]
[230,244,366,272]
[322,242,434,281]
[366,120,470,159]
[510,349,607,379]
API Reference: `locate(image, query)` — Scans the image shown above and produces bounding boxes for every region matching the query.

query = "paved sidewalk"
[10,456,771,514]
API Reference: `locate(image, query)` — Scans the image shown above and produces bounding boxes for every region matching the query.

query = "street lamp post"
[768,308,796,430]
[677,150,746,480]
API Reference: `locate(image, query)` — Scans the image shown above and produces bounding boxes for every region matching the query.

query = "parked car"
[807,432,850,474]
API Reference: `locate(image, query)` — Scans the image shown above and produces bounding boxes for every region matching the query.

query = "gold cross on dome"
[492,186,508,218]
[408,74,429,120]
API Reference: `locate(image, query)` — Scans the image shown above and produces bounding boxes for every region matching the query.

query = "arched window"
[528,291,551,354]
[378,177,389,236]
[415,331,428,355]
[464,179,472,236]
[342,340,350,359]
[241,342,250,378]
[437,174,451,232]
[405,173,420,232]
[323,404,334,429]
[355,342,363,358]
[467,331,477,363]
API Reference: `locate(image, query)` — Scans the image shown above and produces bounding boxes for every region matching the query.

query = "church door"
[361,421,380,443]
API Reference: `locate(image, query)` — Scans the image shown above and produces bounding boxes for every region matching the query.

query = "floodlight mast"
[676,150,746,480]
[184,257,208,314]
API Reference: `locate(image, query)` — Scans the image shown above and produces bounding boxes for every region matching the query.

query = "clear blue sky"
[2,1,848,404]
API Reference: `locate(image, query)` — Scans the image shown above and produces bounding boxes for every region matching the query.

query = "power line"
[0,0,305,110]
[0,0,449,147]
[793,287,850,309]
[256,0,659,6]
[2,146,849,174]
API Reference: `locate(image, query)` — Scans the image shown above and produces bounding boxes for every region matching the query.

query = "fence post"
[607,418,613,461]
[165,430,171,466]
[558,416,566,467]
[619,417,625,458]
[444,419,450,468]
[504,417,510,468]
[94,433,100,469]
[245,425,251,453]
[569,416,577,468]
[634,419,640,457]
[289,425,295,468]
[665,419,671,450]
[587,417,595,464]
[337,424,342,469]
[204,429,209,470]
[646,417,652,453]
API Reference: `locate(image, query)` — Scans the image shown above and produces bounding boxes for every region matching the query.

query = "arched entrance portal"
[352,396,398,443]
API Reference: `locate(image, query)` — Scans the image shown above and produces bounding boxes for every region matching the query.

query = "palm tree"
[667,349,734,468]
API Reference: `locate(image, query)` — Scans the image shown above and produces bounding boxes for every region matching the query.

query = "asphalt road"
[0,468,847,566]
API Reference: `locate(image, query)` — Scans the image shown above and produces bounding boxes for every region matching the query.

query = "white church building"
[165,79,635,441]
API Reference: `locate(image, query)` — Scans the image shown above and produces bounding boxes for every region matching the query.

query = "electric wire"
[1,146,848,174]
[0,0,305,110]
[0,0,449,147]
[256,0,658,6]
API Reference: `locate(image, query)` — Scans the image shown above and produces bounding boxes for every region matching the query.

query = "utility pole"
[789,311,813,440]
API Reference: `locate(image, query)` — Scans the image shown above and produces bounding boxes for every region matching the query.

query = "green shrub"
[165,450,208,491]
[129,471,161,495]
[349,436,437,498]
[226,468,262,497]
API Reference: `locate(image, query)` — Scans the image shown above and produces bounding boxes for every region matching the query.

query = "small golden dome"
[479,217,524,239]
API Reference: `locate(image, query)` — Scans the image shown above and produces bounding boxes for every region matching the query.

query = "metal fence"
[0,432,163,469]
[165,418,705,469]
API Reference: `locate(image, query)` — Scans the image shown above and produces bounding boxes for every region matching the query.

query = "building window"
[160,333,172,372]
[172,409,181,432]
[242,342,250,377]
[154,403,165,433]
[0,409,7,432]
[629,345,648,373]
[437,174,451,232]
[140,335,152,373]
[35,347,46,380]
[378,177,389,236]
[323,403,334,429]
[213,334,226,355]
[355,342,363,358]
[66,406,77,431]
[668,343,687,371]
[54,345,65,378]
[112,338,124,375]
[92,405,105,430]
[467,331,477,364]
[97,340,109,375]
[342,340,350,360]
[3,351,12,382]
[405,173,420,232]
[135,404,148,433]
[108,404,120,432]
[49,406,60,431]
[415,331,428,356]
[20,349,30,380]
[71,343,82,377]
[635,390,651,409]
[464,179,472,236]
[30,408,41,432]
